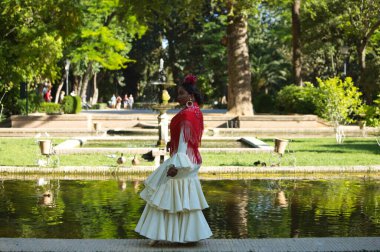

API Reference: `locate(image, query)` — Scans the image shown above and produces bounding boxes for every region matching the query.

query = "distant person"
[110,94,116,108]
[116,95,122,110]
[42,81,48,96]
[44,86,53,102]
[82,95,91,110]
[123,94,129,109]
[128,94,134,109]
[221,95,227,105]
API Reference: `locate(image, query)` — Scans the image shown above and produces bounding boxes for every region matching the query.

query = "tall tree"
[340,0,380,102]
[69,0,148,103]
[224,0,259,116]
[291,0,303,86]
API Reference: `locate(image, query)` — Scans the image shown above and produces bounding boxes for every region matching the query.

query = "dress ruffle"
[141,176,209,213]
[135,204,212,243]
[135,127,212,243]
[140,152,209,213]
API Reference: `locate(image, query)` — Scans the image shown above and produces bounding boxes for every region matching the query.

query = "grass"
[203,138,380,166]
[0,137,379,167]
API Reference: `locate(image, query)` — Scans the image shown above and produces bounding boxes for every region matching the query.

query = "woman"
[135,74,212,245]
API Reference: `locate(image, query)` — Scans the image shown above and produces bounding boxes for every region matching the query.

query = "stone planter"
[274,138,289,155]
[38,140,52,155]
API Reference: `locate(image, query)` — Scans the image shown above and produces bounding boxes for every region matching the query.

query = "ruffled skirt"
[135,155,212,243]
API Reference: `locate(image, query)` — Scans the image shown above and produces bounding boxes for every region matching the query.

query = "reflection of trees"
[204,178,380,238]
[286,179,378,237]
[32,179,65,233]
[60,180,144,238]
[203,180,250,238]
[203,180,290,238]
[1,178,380,238]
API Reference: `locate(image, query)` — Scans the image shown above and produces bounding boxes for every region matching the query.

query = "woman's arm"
[166,126,191,177]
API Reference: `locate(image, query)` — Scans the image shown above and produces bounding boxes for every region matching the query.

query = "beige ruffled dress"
[135,129,212,243]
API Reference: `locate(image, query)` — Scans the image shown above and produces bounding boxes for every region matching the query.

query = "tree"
[248,5,291,95]
[0,0,65,84]
[314,77,363,143]
[223,0,260,116]
[68,0,148,103]
[340,0,380,102]
[291,0,303,86]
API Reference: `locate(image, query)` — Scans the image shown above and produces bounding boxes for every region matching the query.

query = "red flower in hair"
[184,74,197,85]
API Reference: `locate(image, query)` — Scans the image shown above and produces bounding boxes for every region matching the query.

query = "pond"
[0,177,379,238]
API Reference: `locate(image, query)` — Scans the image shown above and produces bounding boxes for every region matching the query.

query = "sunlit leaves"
[314,77,363,125]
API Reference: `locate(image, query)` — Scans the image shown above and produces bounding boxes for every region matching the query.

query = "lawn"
[0,137,379,167]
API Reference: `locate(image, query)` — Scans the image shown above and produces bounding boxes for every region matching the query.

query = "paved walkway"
[1,237,379,252]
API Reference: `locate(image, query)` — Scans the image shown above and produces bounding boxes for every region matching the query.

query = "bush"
[15,92,43,115]
[275,83,316,114]
[92,103,107,109]
[38,102,61,114]
[361,94,380,127]
[314,77,363,125]
[62,95,82,114]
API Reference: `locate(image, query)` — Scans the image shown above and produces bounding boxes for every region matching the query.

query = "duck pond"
[0,176,379,238]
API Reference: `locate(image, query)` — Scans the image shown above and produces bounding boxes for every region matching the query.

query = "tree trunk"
[54,78,64,104]
[227,13,253,116]
[357,43,372,103]
[292,0,303,87]
[167,28,180,82]
[91,72,99,105]
[80,62,93,101]
[357,41,367,81]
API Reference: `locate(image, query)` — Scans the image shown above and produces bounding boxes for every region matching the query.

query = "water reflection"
[0,178,379,238]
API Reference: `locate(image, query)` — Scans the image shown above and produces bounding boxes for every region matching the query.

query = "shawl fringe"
[169,103,203,164]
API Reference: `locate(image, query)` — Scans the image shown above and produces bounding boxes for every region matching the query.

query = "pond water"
[0,178,379,239]
[83,139,250,148]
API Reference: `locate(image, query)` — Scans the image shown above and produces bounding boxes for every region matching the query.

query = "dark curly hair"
[181,75,204,105]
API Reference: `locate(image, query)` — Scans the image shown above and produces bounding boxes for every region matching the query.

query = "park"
[0,1,380,251]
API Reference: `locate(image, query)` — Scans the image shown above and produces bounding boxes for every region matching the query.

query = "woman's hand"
[167,165,178,177]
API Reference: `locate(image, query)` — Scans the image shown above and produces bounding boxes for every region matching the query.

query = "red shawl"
[169,102,204,164]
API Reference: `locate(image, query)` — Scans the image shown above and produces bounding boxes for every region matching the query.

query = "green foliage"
[62,95,81,114]
[249,3,291,94]
[253,93,275,113]
[314,77,363,125]
[362,95,380,127]
[0,1,64,84]
[15,92,43,115]
[70,0,147,71]
[275,83,317,114]
[38,102,61,114]
[92,103,108,110]
[361,54,380,101]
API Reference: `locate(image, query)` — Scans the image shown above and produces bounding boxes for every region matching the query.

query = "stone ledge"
[1,237,380,252]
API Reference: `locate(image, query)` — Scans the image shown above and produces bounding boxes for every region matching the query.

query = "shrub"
[73,96,82,113]
[92,103,107,109]
[38,102,61,114]
[62,95,82,114]
[15,92,43,115]
[361,94,380,127]
[314,77,363,125]
[275,83,316,114]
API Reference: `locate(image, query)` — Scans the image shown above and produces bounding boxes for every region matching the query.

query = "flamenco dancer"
[135,74,212,245]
